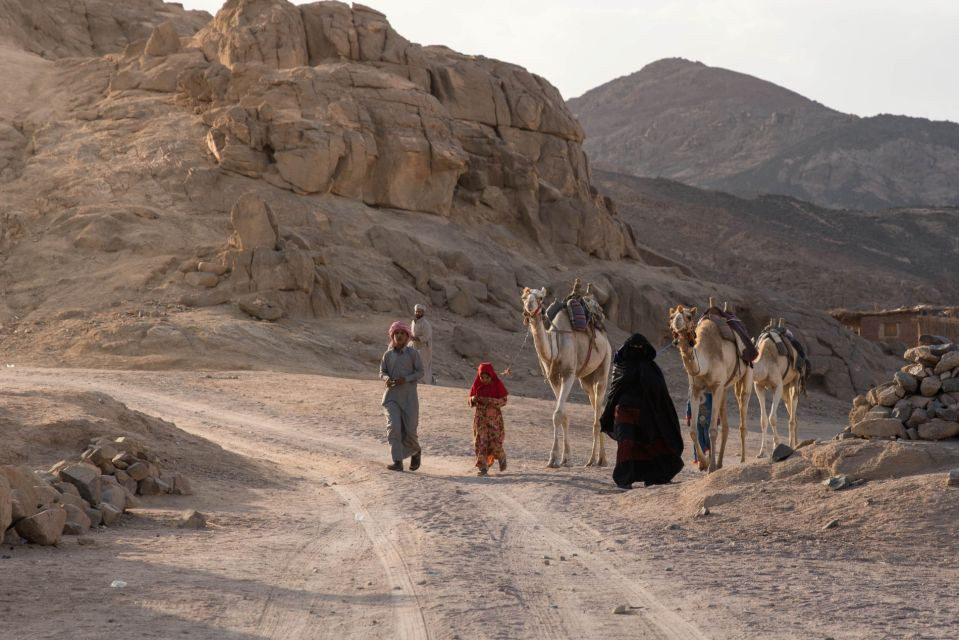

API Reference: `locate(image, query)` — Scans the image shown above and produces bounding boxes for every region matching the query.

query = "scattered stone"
[796,439,816,449]
[85,506,103,527]
[177,510,207,529]
[920,376,942,397]
[63,504,92,536]
[58,463,102,506]
[172,473,193,495]
[696,506,710,518]
[185,271,219,288]
[613,604,631,615]
[948,469,959,487]
[771,443,795,462]
[126,462,150,482]
[823,475,852,491]
[894,371,919,394]
[137,477,162,496]
[77,536,96,546]
[822,519,840,530]
[850,418,907,440]
[14,507,67,546]
[918,419,959,441]
[54,482,81,497]
[99,504,122,526]
[665,523,681,531]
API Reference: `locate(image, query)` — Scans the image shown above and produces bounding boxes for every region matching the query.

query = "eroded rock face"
[176,0,634,258]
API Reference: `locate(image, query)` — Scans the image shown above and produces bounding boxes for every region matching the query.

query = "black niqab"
[600,333,684,486]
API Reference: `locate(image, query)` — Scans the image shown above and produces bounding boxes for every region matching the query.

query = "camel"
[521,286,612,468]
[668,304,752,473]
[752,323,804,456]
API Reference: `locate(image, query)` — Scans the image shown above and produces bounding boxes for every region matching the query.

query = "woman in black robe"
[600,333,684,489]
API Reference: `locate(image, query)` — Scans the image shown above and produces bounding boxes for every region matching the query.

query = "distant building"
[831,306,959,346]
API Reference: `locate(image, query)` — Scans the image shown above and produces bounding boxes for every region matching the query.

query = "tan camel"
[752,327,803,455]
[668,304,752,472]
[521,286,612,468]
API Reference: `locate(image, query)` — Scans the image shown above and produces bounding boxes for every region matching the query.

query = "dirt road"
[2,368,956,640]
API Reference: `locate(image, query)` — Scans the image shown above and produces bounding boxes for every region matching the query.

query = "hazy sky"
[181,1,959,123]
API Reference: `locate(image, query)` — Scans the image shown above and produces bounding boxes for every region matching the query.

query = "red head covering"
[388,321,411,347]
[470,362,508,399]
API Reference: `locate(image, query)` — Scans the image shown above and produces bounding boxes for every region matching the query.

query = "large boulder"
[1,466,45,521]
[934,350,959,375]
[850,418,908,440]
[15,507,66,546]
[194,0,309,69]
[57,463,102,506]
[229,193,279,251]
[921,376,943,397]
[918,419,959,441]
[62,504,92,536]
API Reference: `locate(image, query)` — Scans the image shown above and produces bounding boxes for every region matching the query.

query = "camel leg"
[547,380,564,468]
[767,381,784,455]
[716,390,730,470]
[787,384,800,447]
[554,376,576,467]
[737,375,751,464]
[585,379,605,467]
[755,385,769,458]
[688,389,708,472]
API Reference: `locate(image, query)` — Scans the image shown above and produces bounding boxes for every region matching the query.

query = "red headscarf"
[470,362,508,399]
[388,321,411,347]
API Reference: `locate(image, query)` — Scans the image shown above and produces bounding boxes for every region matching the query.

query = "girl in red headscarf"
[468,363,508,476]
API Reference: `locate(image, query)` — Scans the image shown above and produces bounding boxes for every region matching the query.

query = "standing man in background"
[411,304,435,385]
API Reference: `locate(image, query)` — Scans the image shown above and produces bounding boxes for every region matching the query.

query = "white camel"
[752,325,804,456]
[521,286,612,467]
[669,304,752,472]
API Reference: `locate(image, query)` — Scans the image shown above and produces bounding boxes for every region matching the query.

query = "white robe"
[411,316,434,385]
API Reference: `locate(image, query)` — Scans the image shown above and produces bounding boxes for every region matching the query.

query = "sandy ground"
[1,367,957,640]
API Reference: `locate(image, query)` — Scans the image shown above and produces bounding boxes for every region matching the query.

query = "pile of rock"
[1,436,192,546]
[844,338,959,441]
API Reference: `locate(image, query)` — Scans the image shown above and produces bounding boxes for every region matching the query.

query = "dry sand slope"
[2,367,957,640]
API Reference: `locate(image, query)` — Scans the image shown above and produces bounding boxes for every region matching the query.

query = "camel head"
[521,286,548,325]
[669,304,698,347]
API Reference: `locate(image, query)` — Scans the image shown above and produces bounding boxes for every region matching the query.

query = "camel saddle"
[547,295,606,333]
[702,307,758,366]
[757,325,811,394]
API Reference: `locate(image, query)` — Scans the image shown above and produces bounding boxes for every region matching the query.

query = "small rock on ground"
[177,510,207,529]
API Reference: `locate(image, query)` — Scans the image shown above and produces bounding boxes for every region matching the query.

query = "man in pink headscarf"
[379,321,424,471]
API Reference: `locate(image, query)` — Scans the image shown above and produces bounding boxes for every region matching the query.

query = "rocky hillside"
[0,0,210,59]
[595,169,959,311]
[569,58,959,211]
[0,0,896,400]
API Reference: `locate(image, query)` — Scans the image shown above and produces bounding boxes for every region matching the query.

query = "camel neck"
[677,341,702,377]
[528,314,554,365]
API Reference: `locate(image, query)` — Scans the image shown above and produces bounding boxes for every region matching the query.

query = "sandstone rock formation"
[0,0,210,59]
[176,0,635,259]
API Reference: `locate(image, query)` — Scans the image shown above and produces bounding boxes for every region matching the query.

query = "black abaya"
[600,334,684,487]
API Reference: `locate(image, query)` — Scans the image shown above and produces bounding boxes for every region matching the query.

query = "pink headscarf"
[388,321,411,347]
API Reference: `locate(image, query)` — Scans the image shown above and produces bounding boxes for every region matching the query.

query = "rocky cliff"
[0,1,895,400]
[569,58,959,211]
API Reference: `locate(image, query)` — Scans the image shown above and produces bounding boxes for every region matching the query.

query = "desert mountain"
[0,0,895,400]
[569,58,959,210]
[596,169,959,311]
